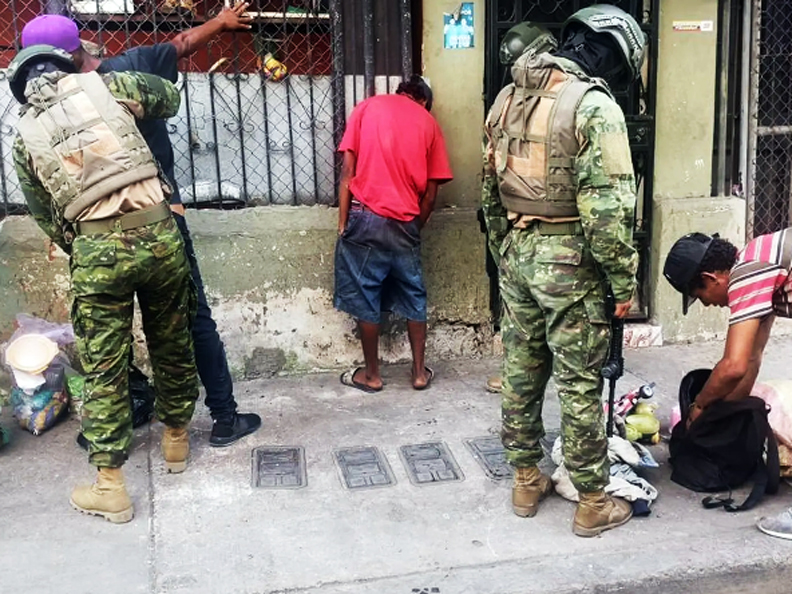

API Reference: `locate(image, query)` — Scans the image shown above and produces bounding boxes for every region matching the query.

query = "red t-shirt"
[338,94,453,221]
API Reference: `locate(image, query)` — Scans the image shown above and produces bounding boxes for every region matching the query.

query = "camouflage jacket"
[13,70,181,254]
[482,57,639,302]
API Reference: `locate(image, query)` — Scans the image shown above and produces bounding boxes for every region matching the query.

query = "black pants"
[173,213,236,421]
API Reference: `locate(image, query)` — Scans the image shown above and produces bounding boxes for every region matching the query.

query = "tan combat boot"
[486,376,502,393]
[162,426,190,473]
[70,467,134,524]
[573,490,633,537]
[512,466,554,517]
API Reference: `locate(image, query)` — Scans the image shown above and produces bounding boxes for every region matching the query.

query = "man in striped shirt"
[664,229,792,539]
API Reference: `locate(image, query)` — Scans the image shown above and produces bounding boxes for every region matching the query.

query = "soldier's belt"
[75,201,172,235]
[524,220,584,236]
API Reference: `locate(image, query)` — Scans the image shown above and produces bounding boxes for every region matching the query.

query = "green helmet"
[8,44,76,104]
[499,22,557,65]
[562,4,647,81]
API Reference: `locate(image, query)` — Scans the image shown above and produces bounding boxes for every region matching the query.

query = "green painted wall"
[0,207,490,376]
[654,0,720,199]
[650,0,746,341]
[422,0,486,210]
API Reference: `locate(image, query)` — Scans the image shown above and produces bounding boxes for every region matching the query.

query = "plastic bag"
[130,365,155,428]
[10,353,71,435]
[67,364,155,429]
[9,314,74,349]
[1,314,76,435]
[66,370,85,417]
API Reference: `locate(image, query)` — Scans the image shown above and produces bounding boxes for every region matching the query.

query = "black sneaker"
[209,413,262,447]
[76,432,89,451]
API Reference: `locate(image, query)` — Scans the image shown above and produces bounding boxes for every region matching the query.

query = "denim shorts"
[334,207,427,324]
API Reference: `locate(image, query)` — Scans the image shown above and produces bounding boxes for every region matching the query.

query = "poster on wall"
[443,3,475,49]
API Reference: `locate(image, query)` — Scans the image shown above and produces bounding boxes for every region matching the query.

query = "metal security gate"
[747,0,792,238]
[484,0,658,319]
[0,0,416,215]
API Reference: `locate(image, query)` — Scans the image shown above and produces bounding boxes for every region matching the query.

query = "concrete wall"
[0,205,490,377]
[650,0,747,342]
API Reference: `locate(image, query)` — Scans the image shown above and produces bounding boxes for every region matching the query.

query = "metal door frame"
[484,0,659,320]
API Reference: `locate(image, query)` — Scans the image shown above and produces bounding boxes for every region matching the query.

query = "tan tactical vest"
[486,53,611,217]
[17,71,159,222]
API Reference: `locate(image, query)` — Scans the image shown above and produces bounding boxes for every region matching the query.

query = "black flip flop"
[340,367,382,393]
[412,366,434,391]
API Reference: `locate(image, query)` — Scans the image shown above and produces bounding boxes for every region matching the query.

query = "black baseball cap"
[662,232,716,315]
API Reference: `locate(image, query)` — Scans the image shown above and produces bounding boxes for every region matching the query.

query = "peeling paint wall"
[0,206,491,378]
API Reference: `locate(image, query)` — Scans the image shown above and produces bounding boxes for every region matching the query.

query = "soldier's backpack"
[669,369,779,512]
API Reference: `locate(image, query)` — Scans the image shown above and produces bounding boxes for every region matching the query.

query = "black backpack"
[669,369,779,512]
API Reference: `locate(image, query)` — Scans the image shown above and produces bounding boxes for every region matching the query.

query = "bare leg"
[354,320,383,390]
[407,320,430,388]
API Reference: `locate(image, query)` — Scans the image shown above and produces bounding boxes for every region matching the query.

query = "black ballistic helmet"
[499,22,558,65]
[8,44,77,104]
[561,4,647,81]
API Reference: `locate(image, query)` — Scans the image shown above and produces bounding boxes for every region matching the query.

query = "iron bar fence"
[747,0,792,238]
[0,0,413,216]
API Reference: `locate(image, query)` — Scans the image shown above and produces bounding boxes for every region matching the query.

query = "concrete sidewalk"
[3,337,792,594]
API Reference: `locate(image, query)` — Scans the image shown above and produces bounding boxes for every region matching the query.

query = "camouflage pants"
[70,215,198,468]
[499,228,611,493]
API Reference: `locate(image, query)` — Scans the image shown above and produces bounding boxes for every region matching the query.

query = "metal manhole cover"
[464,436,513,480]
[399,442,464,486]
[333,446,395,490]
[251,446,306,489]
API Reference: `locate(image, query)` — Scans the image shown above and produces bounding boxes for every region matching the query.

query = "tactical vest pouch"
[487,54,609,218]
[18,71,159,222]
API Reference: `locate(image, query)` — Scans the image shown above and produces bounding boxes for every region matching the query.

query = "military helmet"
[561,4,647,81]
[499,22,557,65]
[8,44,77,104]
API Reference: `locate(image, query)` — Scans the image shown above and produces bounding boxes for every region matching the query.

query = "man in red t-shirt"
[335,76,453,392]
[664,229,792,539]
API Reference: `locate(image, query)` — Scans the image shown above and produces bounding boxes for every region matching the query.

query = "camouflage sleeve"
[102,71,181,120]
[575,91,638,303]
[481,130,509,262]
[12,135,70,253]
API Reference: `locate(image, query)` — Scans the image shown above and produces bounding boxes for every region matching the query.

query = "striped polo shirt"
[729,228,792,324]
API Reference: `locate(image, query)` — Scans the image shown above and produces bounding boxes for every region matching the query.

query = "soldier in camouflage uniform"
[481,22,558,394]
[482,5,645,537]
[10,45,198,524]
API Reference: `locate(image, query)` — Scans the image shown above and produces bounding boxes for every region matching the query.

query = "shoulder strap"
[700,402,780,512]
[487,84,515,134]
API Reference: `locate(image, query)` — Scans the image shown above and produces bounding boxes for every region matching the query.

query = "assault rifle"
[601,288,624,438]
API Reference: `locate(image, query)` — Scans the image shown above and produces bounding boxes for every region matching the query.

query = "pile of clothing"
[550,435,660,516]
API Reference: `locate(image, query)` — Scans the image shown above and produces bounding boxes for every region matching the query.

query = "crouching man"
[9,45,199,523]
[664,228,792,539]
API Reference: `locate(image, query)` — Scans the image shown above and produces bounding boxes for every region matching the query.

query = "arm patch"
[600,132,634,176]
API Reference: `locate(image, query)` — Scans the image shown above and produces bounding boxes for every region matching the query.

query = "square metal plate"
[399,442,464,486]
[464,436,513,481]
[333,446,395,490]
[251,446,307,489]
